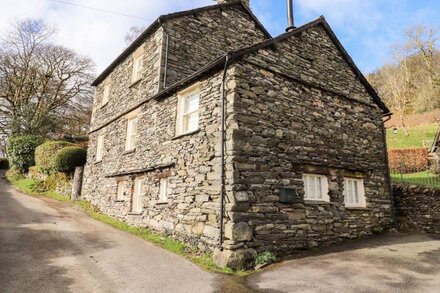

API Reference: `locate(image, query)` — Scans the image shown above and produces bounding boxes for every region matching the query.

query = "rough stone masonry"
[83,0,394,269]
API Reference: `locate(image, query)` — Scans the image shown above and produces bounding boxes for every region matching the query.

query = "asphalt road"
[0,172,218,293]
[2,170,440,293]
[249,233,440,292]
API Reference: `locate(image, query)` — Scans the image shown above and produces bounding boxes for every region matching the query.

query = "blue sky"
[1,0,439,74]
[250,0,440,73]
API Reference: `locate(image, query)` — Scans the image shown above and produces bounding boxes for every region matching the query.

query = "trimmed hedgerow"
[0,158,9,169]
[7,135,45,172]
[54,146,87,173]
[388,148,429,173]
[35,141,75,174]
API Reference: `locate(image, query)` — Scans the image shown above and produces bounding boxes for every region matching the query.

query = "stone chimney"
[217,0,250,9]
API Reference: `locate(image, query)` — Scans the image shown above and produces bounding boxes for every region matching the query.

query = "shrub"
[35,141,75,174]
[0,158,9,169]
[54,146,87,173]
[7,135,45,172]
[388,148,429,173]
[255,251,277,265]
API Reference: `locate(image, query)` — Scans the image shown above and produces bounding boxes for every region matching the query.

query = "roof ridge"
[91,1,270,86]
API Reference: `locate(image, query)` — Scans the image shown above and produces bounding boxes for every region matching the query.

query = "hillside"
[386,124,438,149]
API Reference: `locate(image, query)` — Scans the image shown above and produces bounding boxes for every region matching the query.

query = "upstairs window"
[176,87,200,135]
[343,178,366,208]
[132,55,143,83]
[302,174,329,202]
[96,134,104,162]
[102,84,111,107]
[159,178,169,203]
[125,117,138,151]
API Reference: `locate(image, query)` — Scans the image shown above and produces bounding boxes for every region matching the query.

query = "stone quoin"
[82,0,394,269]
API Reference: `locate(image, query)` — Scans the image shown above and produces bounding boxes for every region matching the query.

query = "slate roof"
[91,0,271,86]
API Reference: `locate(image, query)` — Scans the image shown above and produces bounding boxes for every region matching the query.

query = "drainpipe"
[219,54,230,249]
[158,19,169,89]
[382,113,398,230]
[163,32,169,88]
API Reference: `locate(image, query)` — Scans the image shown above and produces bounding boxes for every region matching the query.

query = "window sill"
[123,148,136,155]
[345,206,368,210]
[304,200,334,205]
[172,129,201,140]
[156,201,168,205]
[129,78,142,88]
[128,212,142,215]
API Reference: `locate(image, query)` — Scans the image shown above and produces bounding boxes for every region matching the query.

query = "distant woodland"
[368,25,440,132]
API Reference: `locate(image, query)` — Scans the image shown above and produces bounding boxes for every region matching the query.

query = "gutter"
[219,54,230,249]
[158,19,170,89]
[382,112,398,230]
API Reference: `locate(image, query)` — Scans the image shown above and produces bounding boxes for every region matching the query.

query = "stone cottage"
[83,0,394,268]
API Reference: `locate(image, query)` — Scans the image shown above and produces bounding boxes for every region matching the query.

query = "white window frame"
[125,117,138,151]
[116,181,128,201]
[159,178,169,203]
[176,86,200,136]
[101,84,110,107]
[343,177,366,208]
[132,55,143,82]
[302,173,330,202]
[96,134,104,162]
[132,177,145,213]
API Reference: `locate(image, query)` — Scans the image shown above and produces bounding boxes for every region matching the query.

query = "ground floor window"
[159,178,169,203]
[132,177,145,213]
[116,180,128,201]
[302,173,329,202]
[343,178,366,207]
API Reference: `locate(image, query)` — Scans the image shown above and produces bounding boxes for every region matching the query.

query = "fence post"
[71,166,84,201]
[399,161,404,182]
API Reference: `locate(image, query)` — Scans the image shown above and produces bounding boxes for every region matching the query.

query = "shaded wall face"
[393,183,440,234]
[223,48,393,253]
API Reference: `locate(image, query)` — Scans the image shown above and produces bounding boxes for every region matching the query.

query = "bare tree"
[124,26,146,46]
[0,19,95,139]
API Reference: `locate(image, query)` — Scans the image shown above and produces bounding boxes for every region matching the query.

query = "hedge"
[0,158,9,169]
[7,135,45,172]
[35,141,75,174]
[54,146,87,173]
[388,148,429,173]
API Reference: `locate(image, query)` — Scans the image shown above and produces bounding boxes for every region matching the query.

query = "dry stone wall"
[393,183,440,234]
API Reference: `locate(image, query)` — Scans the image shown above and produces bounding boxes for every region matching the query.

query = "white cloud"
[0,0,211,73]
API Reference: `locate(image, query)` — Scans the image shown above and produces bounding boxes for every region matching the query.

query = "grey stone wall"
[218,25,393,263]
[161,5,268,87]
[393,183,440,234]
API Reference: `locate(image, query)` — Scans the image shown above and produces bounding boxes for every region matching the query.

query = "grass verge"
[5,171,234,274]
[386,124,437,149]
[390,170,440,188]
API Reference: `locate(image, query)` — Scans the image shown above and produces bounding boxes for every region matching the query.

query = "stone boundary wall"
[27,170,73,199]
[393,183,440,234]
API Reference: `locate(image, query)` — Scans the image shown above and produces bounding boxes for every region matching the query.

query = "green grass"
[6,171,234,274]
[386,124,438,149]
[390,170,440,188]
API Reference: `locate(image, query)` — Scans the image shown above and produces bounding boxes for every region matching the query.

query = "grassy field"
[386,124,438,149]
[390,170,440,188]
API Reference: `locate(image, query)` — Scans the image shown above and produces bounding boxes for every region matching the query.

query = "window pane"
[185,94,199,114]
[353,180,359,203]
[315,176,322,199]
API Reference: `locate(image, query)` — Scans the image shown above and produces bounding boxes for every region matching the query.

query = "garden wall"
[393,183,440,234]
